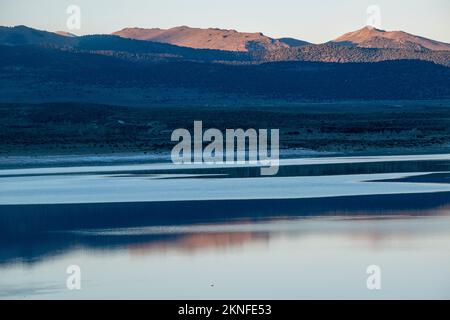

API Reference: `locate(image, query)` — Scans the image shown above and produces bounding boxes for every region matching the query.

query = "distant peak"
[361,25,385,32]
[111,25,307,52]
[348,26,386,36]
[334,26,450,51]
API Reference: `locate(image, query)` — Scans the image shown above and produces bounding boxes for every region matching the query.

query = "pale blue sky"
[0,0,449,43]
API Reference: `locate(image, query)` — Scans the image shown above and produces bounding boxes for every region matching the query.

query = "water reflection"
[1,211,450,299]
[1,193,450,266]
[1,156,450,299]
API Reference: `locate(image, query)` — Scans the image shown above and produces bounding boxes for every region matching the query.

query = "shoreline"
[2,148,450,169]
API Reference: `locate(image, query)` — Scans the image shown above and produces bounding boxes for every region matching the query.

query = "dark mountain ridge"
[1,44,449,101]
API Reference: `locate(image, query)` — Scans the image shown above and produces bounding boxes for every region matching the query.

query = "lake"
[1,154,450,299]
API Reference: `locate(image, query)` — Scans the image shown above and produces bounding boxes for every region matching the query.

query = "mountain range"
[113,25,450,52]
[1,25,449,66]
[0,25,449,102]
[2,25,450,52]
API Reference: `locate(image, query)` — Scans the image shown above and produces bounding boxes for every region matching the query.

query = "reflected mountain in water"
[1,192,450,265]
[1,155,450,299]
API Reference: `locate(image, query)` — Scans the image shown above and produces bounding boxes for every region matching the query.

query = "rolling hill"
[0,25,74,46]
[332,26,450,51]
[112,26,310,52]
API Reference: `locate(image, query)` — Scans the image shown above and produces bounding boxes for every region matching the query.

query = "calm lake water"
[1,154,450,299]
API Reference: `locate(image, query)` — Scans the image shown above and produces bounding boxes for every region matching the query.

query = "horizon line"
[3,23,450,45]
